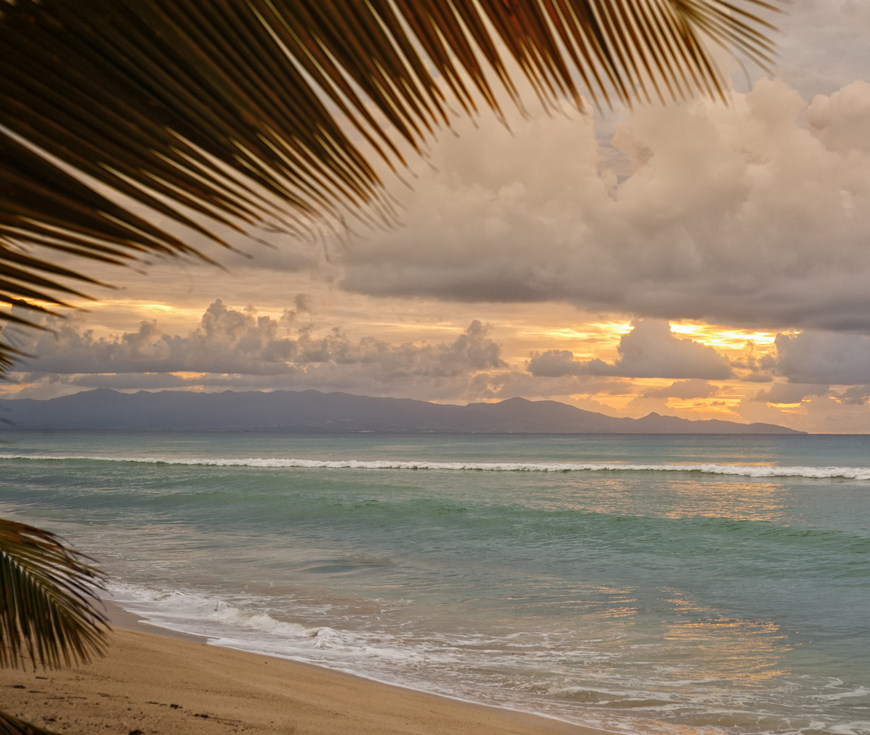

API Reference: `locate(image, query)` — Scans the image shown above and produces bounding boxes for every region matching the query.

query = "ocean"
[1,431,869,735]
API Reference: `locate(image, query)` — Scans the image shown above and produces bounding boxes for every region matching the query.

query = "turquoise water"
[1,432,869,734]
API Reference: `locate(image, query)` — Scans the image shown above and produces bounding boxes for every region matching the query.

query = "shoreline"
[102,596,208,643]
[0,599,615,735]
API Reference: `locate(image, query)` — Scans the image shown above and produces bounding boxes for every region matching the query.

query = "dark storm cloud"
[838,385,870,406]
[772,331,870,385]
[334,78,870,333]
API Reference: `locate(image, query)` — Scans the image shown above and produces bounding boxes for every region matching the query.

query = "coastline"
[0,600,611,735]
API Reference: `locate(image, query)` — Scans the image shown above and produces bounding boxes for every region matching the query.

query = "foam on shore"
[0,608,608,735]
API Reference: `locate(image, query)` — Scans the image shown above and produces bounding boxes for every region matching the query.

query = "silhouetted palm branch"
[0,0,778,371]
[0,519,108,735]
[0,518,108,670]
[0,709,64,735]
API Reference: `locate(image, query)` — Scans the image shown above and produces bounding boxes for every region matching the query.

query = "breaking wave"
[2,454,870,480]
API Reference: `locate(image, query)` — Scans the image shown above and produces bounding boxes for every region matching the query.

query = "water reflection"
[659,479,789,523]
[661,591,790,684]
[527,474,793,526]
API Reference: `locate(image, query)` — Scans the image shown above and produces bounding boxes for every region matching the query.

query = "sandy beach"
[0,604,606,735]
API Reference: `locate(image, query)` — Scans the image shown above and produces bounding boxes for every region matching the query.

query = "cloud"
[772,331,870,385]
[736,388,870,434]
[54,372,187,390]
[752,383,830,406]
[4,299,643,409]
[641,380,720,400]
[9,301,515,400]
[623,377,732,421]
[527,320,732,380]
[837,385,870,406]
[328,77,870,332]
[773,1,870,99]
[12,300,296,375]
[463,370,632,405]
[806,80,870,154]
[729,347,776,383]
[526,350,602,378]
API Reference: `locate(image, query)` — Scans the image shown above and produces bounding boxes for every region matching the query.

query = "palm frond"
[0,709,64,735]
[0,0,779,370]
[0,518,108,672]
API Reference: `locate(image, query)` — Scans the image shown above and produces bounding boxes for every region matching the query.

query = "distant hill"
[0,389,805,434]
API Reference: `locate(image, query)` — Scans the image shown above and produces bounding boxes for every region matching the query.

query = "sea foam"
[3,454,870,480]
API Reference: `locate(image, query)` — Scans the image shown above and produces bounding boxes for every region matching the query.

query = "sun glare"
[670,323,777,350]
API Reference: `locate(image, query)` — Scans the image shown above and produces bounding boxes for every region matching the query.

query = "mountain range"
[0,389,804,434]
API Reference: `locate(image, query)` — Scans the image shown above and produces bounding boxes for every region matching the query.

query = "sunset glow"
[669,324,779,350]
[3,4,870,434]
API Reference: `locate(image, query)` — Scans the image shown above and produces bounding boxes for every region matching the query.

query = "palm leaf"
[0,0,779,370]
[0,709,64,735]
[0,518,108,672]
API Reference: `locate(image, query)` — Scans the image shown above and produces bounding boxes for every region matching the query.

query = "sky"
[3,0,870,433]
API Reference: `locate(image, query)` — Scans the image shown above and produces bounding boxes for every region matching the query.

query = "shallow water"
[2,432,869,734]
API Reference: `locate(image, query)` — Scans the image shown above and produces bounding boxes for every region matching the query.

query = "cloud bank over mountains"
[7,301,869,433]
[11,300,503,388]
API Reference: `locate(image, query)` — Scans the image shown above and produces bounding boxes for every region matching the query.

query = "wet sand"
[0,603,611,735]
